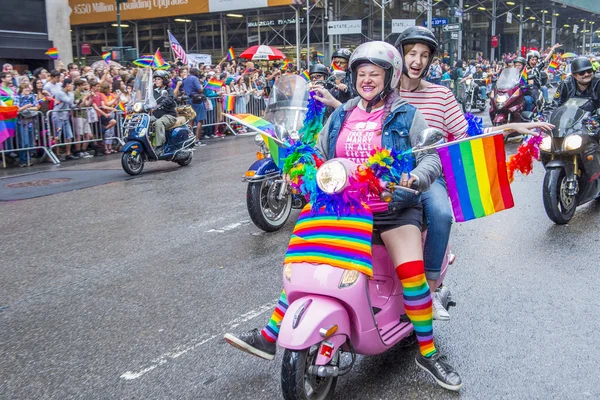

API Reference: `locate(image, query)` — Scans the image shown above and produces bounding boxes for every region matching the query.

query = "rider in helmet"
[152,70,178,152]
[554,56,600,112]
[225,41,464,392]
[330,48,354,103]
[522,44,561,112]
[308,63,329,83]
[513,56,526,73]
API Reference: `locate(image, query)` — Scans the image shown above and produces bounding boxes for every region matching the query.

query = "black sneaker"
[66,154,80,160]
[223,328,276,360]
[415,352,462,391]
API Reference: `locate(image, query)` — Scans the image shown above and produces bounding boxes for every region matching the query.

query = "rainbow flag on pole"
[331,62,343,72]
[222,94,236,112]
[45,48,59,60]
[205,78,223,92]
[281,59,293,70]
[133,55,154,68]
[260,132,287,168]
[117,101,127,113]
[437,134,514,222]
[301,70,310,82]
[225,113,275,136]
[0,106,18,145]
[152,49,169,69]
[519,68,528,86]
[547,56,560,73]
[102,52,111,65]
[227,47,235,61]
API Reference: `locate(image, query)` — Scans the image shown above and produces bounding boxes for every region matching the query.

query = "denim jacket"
[315,94,442,211]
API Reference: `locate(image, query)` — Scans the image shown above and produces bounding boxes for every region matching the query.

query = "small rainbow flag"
[301,70,310,82]
[222,94,236,112]
[0,106,18,145]
[117,101,126,113]
[519,68,528,86]
[259,132,287,168]
[548,56,560,73]
[153,49,169,70]
[227,47,235,61]
[284,204,374,277]
[205,78,224,92]
[102,52,111,65]
[45,48,59,60]
[281,59,293,70]
[437,134,514,222]
[225,113,275,136]
[316,52,324,58]
[133,55,154,68]
[331,62,343,72]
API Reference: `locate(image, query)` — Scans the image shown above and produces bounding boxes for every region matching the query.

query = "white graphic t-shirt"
[335,103,384,164]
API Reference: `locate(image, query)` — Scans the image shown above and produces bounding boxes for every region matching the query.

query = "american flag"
[168,30,188,65]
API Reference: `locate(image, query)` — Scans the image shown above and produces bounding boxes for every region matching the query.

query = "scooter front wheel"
[281,348,337,400]
[122,151,144,176]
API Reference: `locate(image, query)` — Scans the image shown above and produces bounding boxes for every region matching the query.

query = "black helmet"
[331,48,352,60]
[513,57,526,65]
[153,70,170,86]
[309,64,330,77]
[571,57,593,74]
[394,26,438,79]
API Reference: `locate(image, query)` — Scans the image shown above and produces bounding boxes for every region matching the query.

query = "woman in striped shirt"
[394,27,553,319]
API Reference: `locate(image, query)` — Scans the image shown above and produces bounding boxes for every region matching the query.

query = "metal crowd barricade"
[0,110,59,168]
[203,95,234,135]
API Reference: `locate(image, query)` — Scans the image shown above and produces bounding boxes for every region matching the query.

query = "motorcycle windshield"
[496,68,521,90]
[549,98,592,137]
[264,75,309,138]
[129,67,157,109]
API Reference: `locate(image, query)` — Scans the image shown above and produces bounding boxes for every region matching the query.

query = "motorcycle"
[243,75,309,232]
[461,77,487,113]
[120,68,196,176]
[539,98,600,224]
[278,129,457,399]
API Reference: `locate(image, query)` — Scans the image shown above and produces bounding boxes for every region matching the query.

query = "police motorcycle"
[244,75,309,231]
[120,68,196,176]
[461,76,487,113]
[540,98,600,224]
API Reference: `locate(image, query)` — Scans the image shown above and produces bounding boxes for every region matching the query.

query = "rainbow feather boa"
[298,91,326,146]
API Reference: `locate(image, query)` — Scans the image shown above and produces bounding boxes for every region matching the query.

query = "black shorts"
[373,205,423,233]
[100,115,113,128]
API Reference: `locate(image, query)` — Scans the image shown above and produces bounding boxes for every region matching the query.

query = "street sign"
[454,8,463,17]
[443,23,461,32]
[81,43,91,55]
[491,35,499,48]
[391,19,416,33]
[506,12,512,24]
[450,32,459,39]
[327,20,362,35]
[423,18,448,27]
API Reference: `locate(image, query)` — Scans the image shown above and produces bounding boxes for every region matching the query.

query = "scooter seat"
[171,116,188,129]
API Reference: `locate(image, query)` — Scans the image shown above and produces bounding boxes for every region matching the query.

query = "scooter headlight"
[564,135,583,151]
[316,160,348,194]
[254,133,264,146]
[339,270,360,288]
[540,135,551,152]
[284,263,292,282]
[133,102,144,113]
[496,94,508,107]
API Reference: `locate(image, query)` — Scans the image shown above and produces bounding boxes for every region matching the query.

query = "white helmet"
[349,41,403,111]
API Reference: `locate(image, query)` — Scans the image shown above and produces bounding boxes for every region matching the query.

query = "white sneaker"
[432,292,450,321]
[81,152,93,158]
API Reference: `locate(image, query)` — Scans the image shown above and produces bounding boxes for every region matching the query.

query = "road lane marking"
[120,302,274,380]
[206,219,251,233]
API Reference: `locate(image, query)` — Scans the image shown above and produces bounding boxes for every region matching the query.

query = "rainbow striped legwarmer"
[261,290,288,343]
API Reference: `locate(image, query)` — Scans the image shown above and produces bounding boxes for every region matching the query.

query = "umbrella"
[239,45,286,61]
[561,52,577,59]
[90,60,123,71]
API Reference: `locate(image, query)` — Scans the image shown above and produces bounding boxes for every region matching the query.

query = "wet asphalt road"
[1,108,600,400]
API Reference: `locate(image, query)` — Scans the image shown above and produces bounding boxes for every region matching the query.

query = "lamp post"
[116,0,128,50]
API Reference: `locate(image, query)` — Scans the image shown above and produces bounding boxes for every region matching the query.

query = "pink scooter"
[278,147,455,399]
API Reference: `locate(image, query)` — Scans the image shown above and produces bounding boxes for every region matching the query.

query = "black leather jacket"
[152,86,177,119]
[554,76,600,111]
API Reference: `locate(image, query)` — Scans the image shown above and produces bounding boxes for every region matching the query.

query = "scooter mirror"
[415,128,445,149]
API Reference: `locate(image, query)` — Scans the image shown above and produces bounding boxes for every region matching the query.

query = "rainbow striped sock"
[261,290,288,343]
[396,260,437,358]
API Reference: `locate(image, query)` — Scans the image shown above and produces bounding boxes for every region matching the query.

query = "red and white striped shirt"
[399,83,469,142]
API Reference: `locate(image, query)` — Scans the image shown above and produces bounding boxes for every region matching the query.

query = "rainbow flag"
[437,134,514,222]
[133,55,154,68]
[153,49,169,69]
[281,59,293,70]
[284,204,374,277]
[301,70,310,82]
[116,101,126,113]
[260,132,287,168]
[222,94,235,112]
[0,106,18,145]
[102,52,111,64]
[205,78,223,92]
[331,62,343,72]
[316,52,324,58]
[548,56,560,73]
[45,48,59,60]
[519,68,528,86]
[227,47,235,61]
[225,113,275,136]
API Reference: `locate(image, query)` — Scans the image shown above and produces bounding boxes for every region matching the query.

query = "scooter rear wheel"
[281,348,337,400]
[121,152,144,176]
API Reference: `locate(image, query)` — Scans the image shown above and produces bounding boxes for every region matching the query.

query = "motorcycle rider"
[152,70,178,152]
[513,56,526,73]
[226,41,464,391]
[522,44,561,112]
[472,64,488,103]
[554,57,600,112]
[330,48,354,104]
